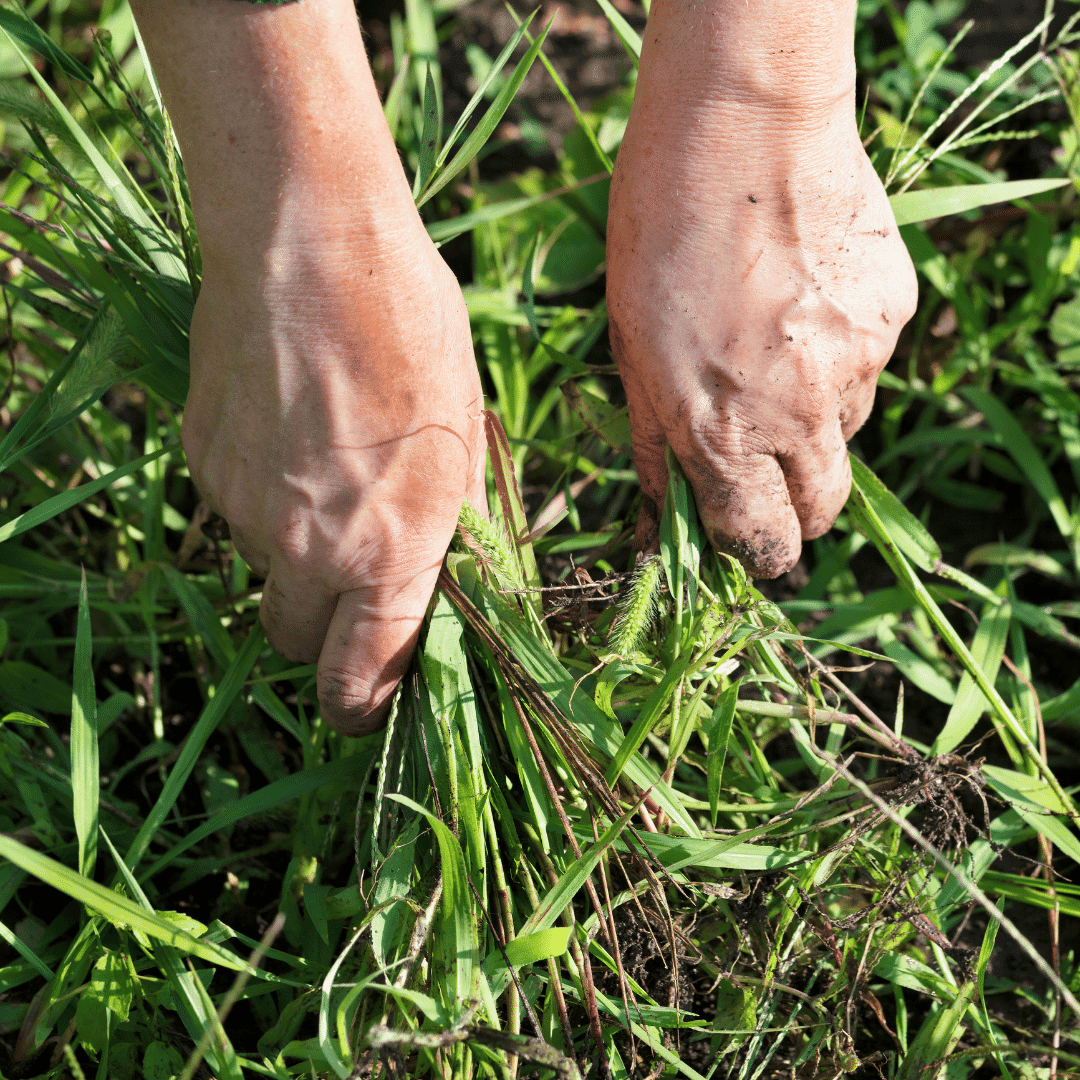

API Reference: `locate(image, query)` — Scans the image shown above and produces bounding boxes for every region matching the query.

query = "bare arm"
[132,0,486,732]
[609,0,917,576]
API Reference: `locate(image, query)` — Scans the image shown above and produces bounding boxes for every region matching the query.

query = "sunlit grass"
[0,1,1077,1077]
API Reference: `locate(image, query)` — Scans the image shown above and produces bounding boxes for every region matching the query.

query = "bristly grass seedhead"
[606,554,664,658]
[458,501,525,593]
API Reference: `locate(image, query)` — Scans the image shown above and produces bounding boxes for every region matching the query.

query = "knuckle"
[690,409,778,463]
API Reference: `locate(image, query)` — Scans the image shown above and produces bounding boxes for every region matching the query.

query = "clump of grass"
[0,2,1079,1079]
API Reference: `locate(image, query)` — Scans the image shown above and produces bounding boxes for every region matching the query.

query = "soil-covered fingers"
[673,425,803,580]
[777,420,852,541]
[315,564,443,735]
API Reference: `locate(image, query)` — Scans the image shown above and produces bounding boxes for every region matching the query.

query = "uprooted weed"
[1,2,1080,1078]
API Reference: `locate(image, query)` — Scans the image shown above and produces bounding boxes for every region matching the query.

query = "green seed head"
[607,554,664,658]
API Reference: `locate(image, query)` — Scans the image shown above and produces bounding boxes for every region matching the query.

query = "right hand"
[183,221,486,735]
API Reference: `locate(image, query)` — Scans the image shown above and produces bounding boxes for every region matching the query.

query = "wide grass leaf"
[850,455,940,572]
[0,836,251,972]
[889,177,1070,226]
[931,600,1011,755]
[501,926,571,967]
[485,798,640,997]
[386,794,477,1018]
[895,982,974,1080]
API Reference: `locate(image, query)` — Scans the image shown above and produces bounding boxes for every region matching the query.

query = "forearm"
[130,0,418,278]
[636,0,856,127]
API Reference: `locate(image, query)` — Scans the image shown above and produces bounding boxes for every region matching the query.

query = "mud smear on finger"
[681,454,800,580]
[708,527,796,581]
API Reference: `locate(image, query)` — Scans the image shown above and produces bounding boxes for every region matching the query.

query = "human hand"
[184,227,485,734]
[131,0,486,733]
[606,1,918,579]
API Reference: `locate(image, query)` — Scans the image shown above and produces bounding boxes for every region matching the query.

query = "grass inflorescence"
[0,2,1078,1079]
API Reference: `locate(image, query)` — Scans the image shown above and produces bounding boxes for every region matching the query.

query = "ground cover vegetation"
[0,0,1076,1076]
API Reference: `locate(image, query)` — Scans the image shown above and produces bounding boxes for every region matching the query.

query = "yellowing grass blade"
[70,570,98,879]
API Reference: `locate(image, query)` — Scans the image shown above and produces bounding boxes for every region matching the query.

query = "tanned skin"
[132,0,916,733]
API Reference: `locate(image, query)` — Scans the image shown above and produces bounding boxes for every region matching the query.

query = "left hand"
[606,1,918,578]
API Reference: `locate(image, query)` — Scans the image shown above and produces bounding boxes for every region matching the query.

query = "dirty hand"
[134,0,485,733]
[607,0,918,578]
[186,232,485,734]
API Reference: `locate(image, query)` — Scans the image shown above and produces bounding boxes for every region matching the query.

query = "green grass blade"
[593,0,641,61]
[505,7,614,173]
[436,14,534,172]
[501,926,571,967]
[876,621,957,705]
[604,608,719,787]
[0,306,107,474]
[847,471,1074,809]
[71,570,98,879]
[0,915,53,979]
[476,584,702,836]
[931,600,1011,755]
[383,53,411,137]
[427,180,599,243]
[889,177,1070,225]
[975,901,1013,1079]
[962,386,1073,542]
[319,925,367,1079]
[1043,676,1080,722]
[484,798,640,999]
[125,624,266,873]
[849,455,941,572]
[101,819,247,1080]
[895,983,974,1079]
[412,65,441,199]
[0,836,249,972]
[0,445,176,545]
[0,9,94,83]
[386,794,476,1018]
[521,228,542,340]
[0,26,185,281]
[483,413,546,630]
[417,20,552,207]
[707,680,738,828]
[183,951,245,1080]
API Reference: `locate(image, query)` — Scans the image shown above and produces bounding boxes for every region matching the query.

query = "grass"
[0,0,1078,1077]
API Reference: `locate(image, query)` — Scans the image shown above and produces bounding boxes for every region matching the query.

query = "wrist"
[638,0,856,119]
[132,0,419,271]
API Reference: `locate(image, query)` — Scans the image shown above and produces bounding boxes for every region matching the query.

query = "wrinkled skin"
[184,232,485,734]
[139,0,918,736]
[607,13,919,578]
[133,0,486,735]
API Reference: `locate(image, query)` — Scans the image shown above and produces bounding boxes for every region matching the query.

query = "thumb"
[315,563,441,735]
